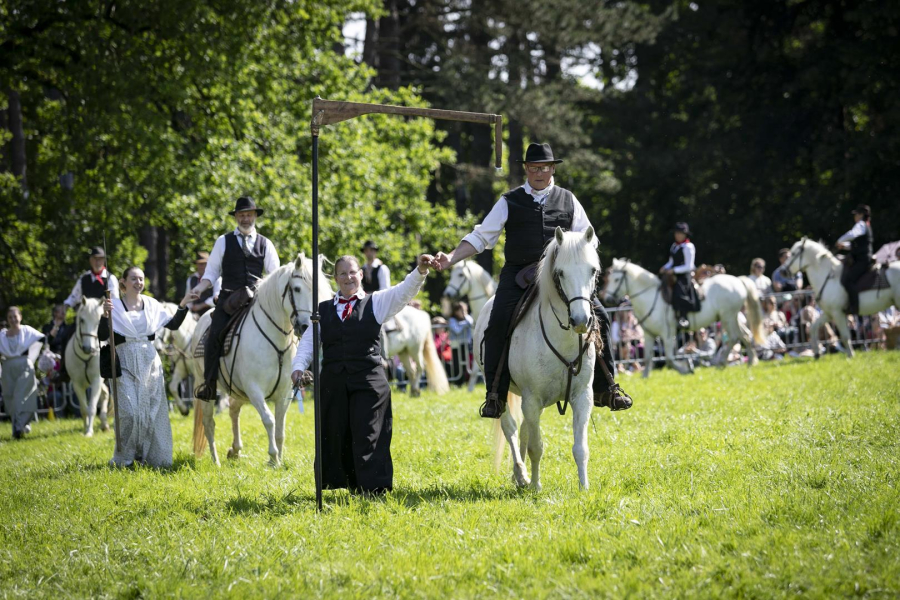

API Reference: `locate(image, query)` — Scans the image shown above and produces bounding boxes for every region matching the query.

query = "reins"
[539,304,593,416]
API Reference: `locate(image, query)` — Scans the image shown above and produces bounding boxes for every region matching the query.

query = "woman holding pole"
[101,267,192,467]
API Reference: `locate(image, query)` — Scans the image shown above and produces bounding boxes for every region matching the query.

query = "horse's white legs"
[400,352,420,397]
[733,318,758,367]
[572,395,591,490]
[202,401,219,466]
[467,361,480,392]
[246,389,278,466]
[274,396,290,463]
[520,398,544,491]
[73,380,93,436]
[832,312,855,358]
[98,382,110,432]
[663,335,691,374]
[809,311,829,358]
[227,399,243,460]
[500,403,529,487]
[170,361,190,416]
[642,332,655,378]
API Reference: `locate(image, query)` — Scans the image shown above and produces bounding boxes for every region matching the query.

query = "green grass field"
[2,352,899,598]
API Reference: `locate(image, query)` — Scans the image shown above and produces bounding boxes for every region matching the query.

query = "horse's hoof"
[531,482,543,492]
[178,407,190,417]
[84,430,94,438]
[100,423,110,432]
[226,448,240,460]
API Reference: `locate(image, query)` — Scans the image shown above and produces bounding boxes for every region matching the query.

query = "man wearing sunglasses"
[433,143,630,418]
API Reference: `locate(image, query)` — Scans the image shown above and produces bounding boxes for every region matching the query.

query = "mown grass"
[1,352,898,598]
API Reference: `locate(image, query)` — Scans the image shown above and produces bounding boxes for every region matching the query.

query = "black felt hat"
[360,240,379,252]
[851,204,871,219]
[517,143,563,164]
[88,246,106,258]
[674,222,692,236]
[229,196,264,216]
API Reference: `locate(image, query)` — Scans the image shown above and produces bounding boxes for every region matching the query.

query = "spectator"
[762,296,789,341]
[713,264,727,275]
[0,307,45,439]
[42,304,71,355]
[432,317,453,363]
[800,297,841,354]
[448,303,474,384]
[748,258,772,294]
[618,307,645,369]
[772,248,803,292]
[678,327,718,367]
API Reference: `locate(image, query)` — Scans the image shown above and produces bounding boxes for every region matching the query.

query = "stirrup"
[480,392,505,419]
[194,383,217,402]
[594,383,633,411]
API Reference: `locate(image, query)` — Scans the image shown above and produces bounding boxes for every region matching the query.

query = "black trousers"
[319,365,393,492]
[841,259,869,314]
[672,274,700,320]
[483,264,616,402]
[203,299,232,387]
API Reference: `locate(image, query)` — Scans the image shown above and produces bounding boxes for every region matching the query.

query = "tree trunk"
[470,123,495,275]
[157,227,169,300]
[363,18,378,67]
[376,0,401,89]
[7,89,27,193]
[140,225,160,297]
[507,117,524,185]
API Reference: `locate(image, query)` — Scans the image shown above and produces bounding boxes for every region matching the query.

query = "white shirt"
[0,325,44,359]
[186,273,221,307]
[749,273,773,294]
[202,228,280,289]
[661,241,696,274]
[461,178,594,253]
[64,269,119,307]
[291,268,427,373]
[363,259,391,290]
[837,221,868,247]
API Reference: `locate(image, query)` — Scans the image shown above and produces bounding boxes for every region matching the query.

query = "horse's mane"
[801,238,842,267]
[469,260,496,296]
[537,232,600,304]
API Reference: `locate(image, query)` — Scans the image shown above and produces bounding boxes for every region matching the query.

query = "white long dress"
[0,326,44,436]
[107,297,178,468]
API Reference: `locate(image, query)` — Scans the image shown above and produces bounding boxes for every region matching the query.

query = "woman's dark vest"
[850,223,873,262]
[670,243,690,281]
[221,232,267,291]
[362,264,384,293]
[320,295,383,374]
[80,272,109,299]
[503,186,575,266]
[189,274,214,303]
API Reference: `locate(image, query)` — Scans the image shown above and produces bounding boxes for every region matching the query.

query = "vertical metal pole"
[311,134,323,512]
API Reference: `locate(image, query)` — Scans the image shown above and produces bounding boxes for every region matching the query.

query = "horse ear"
[295,252,305,268]
[583,226,594,243]
[555,226,565,245]
[81,297,87,307]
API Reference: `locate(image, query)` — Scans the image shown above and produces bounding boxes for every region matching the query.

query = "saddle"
[193,301,254,359]
[660,272,705,305]
[843,257,891,293]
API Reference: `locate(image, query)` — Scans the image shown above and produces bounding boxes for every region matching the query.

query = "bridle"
[605,262,661,326]
[280,274,312,336]
[445,263,488,302]
[780,239,806,278]
[70,308,99,383]
[548,249,598,331]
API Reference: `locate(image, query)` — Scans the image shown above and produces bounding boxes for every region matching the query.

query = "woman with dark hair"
[836,204,874,315]
[0,306,45,439]
[100,266,192,467]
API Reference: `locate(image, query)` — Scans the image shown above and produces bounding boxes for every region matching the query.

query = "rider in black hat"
[64,246,119,308]
[360,240,391,293]
[836,204,874,315]
[660,222,699,329]
[433,142,631,418]
[191,196,280,400]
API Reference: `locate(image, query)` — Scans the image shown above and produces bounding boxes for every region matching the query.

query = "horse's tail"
[193,399,207,457]
[739,276,767,345]
[492,393,522,473]
[422,331,450,396]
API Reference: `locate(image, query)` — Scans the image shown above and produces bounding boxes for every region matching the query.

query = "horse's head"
[77,297,104,355]
[539,227,600,334]
[602,258,631,305]
[782,237,812,278]
[443,261,471,300]
[283,253,335,336]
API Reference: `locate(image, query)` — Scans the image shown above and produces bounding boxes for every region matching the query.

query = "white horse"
[477,227,599,490]
[783,237,900,358]
[441,259,496,391]
[192,254,333,466]
[384,306,450,397]
[156,302,197,416]
[602,258,766,377]
[64,297,109,436]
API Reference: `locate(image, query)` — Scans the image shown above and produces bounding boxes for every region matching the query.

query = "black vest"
[320,295,383,374]
[189,274,214,303]
[503,186,575,266]
[362,264,384,293]
[670,243,691,281]
[80,272,109,299]
[221,231,267,291]
[850,223,873,262]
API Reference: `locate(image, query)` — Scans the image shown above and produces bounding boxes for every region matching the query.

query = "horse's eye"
[557,272,564,279]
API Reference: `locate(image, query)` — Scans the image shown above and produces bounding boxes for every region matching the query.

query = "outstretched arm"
[433,241,477,272]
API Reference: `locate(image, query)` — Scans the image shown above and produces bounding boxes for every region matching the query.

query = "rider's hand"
[291,370,302,385]
[291,370,314,387]
[433,252,452,271]
[417,254,434,274]
[103,298,113,317]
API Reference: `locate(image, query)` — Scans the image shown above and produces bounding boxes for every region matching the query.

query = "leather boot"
[479,392,505,419]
